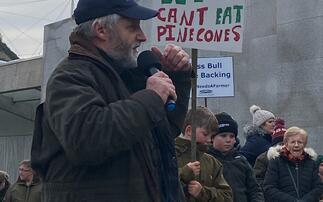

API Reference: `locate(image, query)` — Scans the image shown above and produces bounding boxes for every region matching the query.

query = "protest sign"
[197,57,234,97]
[152,0,245,52]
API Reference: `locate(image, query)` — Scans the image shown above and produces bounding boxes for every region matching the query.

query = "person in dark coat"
[0,170,10,201]
[30,0,192,201]
[317,155,323,182]
[208,112,264,202]
[254,118,286,188]
[263,127,323,202]
[240,105,276,166]
[3,160,41,202]
[316,155,323,201]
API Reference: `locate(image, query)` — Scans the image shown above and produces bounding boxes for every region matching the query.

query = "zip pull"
[295,163,299,170]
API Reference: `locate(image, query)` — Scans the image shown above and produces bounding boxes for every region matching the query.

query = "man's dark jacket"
[31,32,191,202]
[3,175,41,202]
[208,148,264,202]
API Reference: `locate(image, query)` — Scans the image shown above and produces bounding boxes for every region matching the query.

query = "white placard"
[152,0,245,52]
[197,57,234,97]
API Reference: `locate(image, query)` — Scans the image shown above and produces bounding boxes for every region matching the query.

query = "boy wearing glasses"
[3,160,41,202]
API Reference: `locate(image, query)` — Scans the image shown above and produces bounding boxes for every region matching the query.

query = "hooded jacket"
[30,32,191,202]
[263,145,323,202]
[175,137,233,202]
[253,144,282,188]
[3,175,41,202]
[208,148,264,202]
[240,126,272,166]
[0,171,10,201]
[0,181,10,201]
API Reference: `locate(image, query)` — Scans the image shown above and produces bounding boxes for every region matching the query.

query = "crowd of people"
[177,105,323,202]
[1,105,323,202]
[1,0,323,201]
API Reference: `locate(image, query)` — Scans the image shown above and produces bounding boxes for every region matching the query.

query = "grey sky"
[0,0,78,58]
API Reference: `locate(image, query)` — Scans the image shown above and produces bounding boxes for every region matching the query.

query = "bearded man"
[30,0,192,201]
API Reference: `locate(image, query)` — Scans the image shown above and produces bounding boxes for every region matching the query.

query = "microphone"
[137,50,176,111]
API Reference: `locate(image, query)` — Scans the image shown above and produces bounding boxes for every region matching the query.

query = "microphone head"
[137,50,162,75]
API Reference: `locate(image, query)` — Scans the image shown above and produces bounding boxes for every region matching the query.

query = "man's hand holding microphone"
[138,44,191,111]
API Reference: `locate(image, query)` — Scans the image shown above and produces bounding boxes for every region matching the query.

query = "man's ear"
[184,125,192,138]
[92,21,109,41]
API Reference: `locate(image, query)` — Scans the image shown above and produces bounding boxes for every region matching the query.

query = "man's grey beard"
[110,52,138,70]
[107,30,139,70]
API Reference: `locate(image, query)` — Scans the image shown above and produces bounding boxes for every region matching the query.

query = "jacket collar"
[16,174,41,186]
[175,137,209,156]
[243,125,270,138]
[208,147,239,160]
[68,32,122,73]
[267,144,317,161]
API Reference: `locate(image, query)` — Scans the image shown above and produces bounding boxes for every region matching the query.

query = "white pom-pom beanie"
[249,105,275,126]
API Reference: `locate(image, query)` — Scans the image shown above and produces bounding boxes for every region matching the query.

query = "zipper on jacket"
[287,163,300,199]
[295,163,300,198]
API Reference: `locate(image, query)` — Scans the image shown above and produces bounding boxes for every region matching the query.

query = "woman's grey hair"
[283,126,308,144]
[73,14,121,39]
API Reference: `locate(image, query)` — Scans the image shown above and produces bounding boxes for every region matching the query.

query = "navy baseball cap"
[74,0,159,25]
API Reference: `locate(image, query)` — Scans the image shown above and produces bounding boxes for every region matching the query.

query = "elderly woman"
[263,127,323,202]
